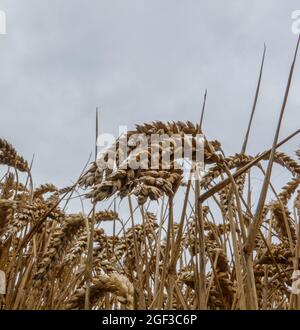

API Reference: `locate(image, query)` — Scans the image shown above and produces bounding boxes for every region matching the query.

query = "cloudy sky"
[0,0,300,192]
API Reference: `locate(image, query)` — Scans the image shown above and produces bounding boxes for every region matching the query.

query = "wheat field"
[0,119,300,310]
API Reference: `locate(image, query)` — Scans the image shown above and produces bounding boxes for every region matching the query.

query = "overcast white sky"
[0,0,300,191]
